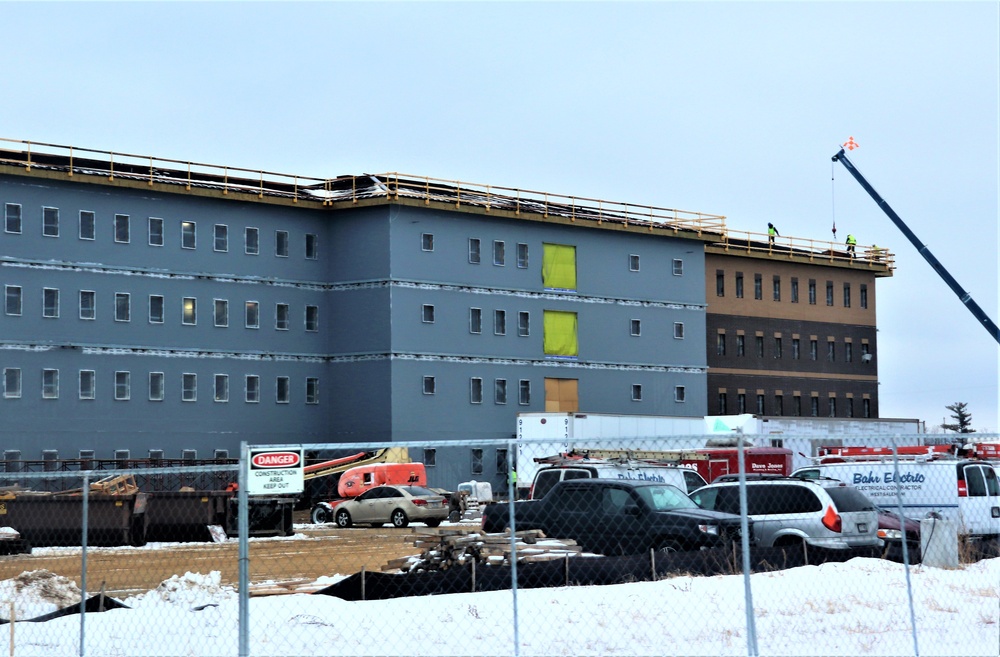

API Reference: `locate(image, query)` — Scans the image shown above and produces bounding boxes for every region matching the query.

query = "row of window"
[2,203,318,259]
[422,447,510,477]
[1,368,319,404]
[418,375,686,405]
[3,286,319,330]
[423,306,686,340]
[3,448,231,466]
[423,234,685,277]
[715,270,868,309]
[717,391,872,418]
[715,332,871,363]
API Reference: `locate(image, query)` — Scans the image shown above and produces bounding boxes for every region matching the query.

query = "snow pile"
[0,570,82,620]
[124,571,235,609]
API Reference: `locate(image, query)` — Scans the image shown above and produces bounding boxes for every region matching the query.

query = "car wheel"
[335,509,352,528]
[425,519,441,528]
[657,540,682,554]
[310,506,330,525]
[390,509,409,528]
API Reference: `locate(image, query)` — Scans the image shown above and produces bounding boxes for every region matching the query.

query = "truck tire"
[310,505,330,525]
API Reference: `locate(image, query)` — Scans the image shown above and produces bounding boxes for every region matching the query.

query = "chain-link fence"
[1,433,998,656]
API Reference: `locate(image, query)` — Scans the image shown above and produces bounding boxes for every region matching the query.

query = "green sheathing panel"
[542,243,576,290]
[543,310,578,356]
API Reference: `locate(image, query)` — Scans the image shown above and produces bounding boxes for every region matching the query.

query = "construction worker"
[767,223,779,246]
[845,234,857,256]
[869,244,882,261]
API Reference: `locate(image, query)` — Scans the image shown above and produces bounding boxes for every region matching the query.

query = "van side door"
[961,464,1000,537]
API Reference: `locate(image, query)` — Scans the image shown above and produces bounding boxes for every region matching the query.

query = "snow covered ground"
[1,556,997,656]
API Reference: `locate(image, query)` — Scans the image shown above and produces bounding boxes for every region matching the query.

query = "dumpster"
[145,490,231,542]
[0,491,148,547]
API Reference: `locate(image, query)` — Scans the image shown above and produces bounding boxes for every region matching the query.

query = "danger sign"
[247,447,304,496]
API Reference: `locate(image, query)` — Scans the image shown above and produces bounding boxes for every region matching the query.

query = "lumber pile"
[383,527,584,573]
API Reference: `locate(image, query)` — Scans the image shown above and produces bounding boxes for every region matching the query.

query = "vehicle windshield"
[635,485,698,512]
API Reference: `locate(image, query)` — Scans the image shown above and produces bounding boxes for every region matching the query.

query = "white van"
[529,461,708,500]
[792,459,1000,537]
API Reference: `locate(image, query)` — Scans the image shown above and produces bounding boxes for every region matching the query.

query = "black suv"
[483,478,749,555]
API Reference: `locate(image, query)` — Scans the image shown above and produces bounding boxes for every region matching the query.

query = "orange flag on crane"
[843,136,859,151]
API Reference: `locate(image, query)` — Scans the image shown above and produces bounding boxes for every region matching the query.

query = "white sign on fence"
[247,447,304,495]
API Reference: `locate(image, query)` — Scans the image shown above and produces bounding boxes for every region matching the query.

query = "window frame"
[115,292,131,322]
[245,374,260,403]
[182,297,197,325]
[516,243,529,269]
[114,371,131,401]
[42,287,59,318]
[245,301,260,328]
[79,290,96,320]
[114,214,130,244]
[630,254,641,272]
[214,224,229,252]
[493,240,505,266]
[276,376,290,403]
[79,370,95,400]
[423,376,436,395]
[468,238,481,264]
[149,295,164,324]
[518,311,529,337]
[470,377,483,404]
[469,307,482,334]
[182,373,197,402]
[42,368,59,399]
[79,210,96,240]
[518,379,531,406]
[494,378,507,405]
[674,322,685,339]
[305,305,319,332]
[214,374,229,402]
[494,309,506,335]
[4,203,21,234]
[4,368,21,399]
[306,377,320,404]
[672,259,684,276]
[421,233,434,252]
[4,285,21,316]
[148,217,164,246]
[245,227,259,255]
[214,299,229,327]
[275,230,289,257]
[42,206,59,237]
[630,319,641,337]
[305,233,318,260]
[149,372,165,401]
[276,303,290,330]
[631,384,643,402]
[181,221,196,249]
[675,385,686,403]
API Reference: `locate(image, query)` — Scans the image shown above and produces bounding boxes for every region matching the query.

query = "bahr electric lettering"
[851,471,926,485]
[616,471,666,483]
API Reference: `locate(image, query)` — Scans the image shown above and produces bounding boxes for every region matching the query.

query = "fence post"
[79,472,89,657]
[238,442,249,657]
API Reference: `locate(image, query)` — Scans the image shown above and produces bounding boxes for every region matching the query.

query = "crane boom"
[832,148,1000,345]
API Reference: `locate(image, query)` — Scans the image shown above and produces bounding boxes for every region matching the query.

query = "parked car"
[332,485,449,529]
[874,504,922,562]
[689,478,879,550]
[481,479,749,555]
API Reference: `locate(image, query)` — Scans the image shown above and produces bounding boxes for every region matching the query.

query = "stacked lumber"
[383,527,584,573]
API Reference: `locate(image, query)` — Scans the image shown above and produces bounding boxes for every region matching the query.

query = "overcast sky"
[2,2,997,432]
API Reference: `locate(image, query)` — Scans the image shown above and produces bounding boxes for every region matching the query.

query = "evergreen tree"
[941,402,976,433]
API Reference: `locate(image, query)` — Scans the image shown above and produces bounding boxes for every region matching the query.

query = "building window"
[718,392,727,414]
[245,375,259,403]
[215,374,229,402]
[4,286,20,316]
[518,311,529,337]
[756,394,765,414]
[772,276,781,301]
[471,449,484,476]
[421,304,435,324]
[115,371,130,400]
[863,398,871,418]
[276,376,290,403]
[245,227,259,255]
[493,240,505,266]
[79,370,95,400]
[843,283,851,308]
[792,338,800,359]
[774,336,782,358]
[494,310,506,335]
[149,372,164,401]
[181,221,196,249]
[810,396,820,417]
[736,334,745,356]
[715,270,724,296]
[209,299,227,328]
[826,281,834,306]
[754,274,762,300]
[469,238,481,264]
[79,211,95,240]
[755,335,764,358]
[115,293,130,322]
[517,243,529,268]
[828,397,837,418]
[305,234,318,259]
[737,393,746,414]
[494,379,507,404]
[421,233,434,251]
[42,288,59,318]
[114,214,130,243]
[860,284,868,309]
[423,376,436,395]
[305,306,319,332]
[306,378,319,404]
[4,368,21,398]
[808,280,817,305]
[470,377,483,404]
[245,301,259,328]
[4,203,21,233]
[793,395,801,416]
[632,384,643,401]
[675,386,686,403]
[275,230,289,257]
[774,394,783,416]
[149,295,164,323]
[846,397,854,418]
[214,224,228,252]
[42,369,59,399]
[148,217,163,246]
[631,255,642,273]
[42,207,59,237]
[735,273,744,298]
[79,290,95,320]
[674,322,685,339]
[716,333,726,356]
[827,341,836,362]
[183,297,197,325]
[519,379,531,405]
[469,308,482,334]
[672,259,684,276]
[276,303,290,330]
[423,448,436,467]
[496,449,509,476]
[630,319,641,336]
[791,278,799,303]
[182,373,197,402]
[810,339,818,360]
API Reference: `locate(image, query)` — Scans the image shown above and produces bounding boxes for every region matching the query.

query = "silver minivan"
[690,478,880,550]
